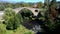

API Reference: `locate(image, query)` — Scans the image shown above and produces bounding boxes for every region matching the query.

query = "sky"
[0,0,60,3]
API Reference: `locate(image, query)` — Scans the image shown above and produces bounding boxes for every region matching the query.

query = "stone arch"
[14,7,41,16]
[18,8,34,18]
[19,8,33,13]
[15,7,34,13]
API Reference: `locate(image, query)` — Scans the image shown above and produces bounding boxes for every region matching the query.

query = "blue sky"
[1,0,44,3]
[1,0,60,3]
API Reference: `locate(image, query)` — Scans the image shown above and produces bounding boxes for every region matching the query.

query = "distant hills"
[0,0,40,3]
[0,0,60,4]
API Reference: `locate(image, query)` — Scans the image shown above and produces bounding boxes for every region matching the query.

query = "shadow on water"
[21,18,46,34]
[20,10,46,34]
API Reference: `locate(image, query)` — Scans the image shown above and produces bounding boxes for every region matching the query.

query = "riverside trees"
[3,8,23,30]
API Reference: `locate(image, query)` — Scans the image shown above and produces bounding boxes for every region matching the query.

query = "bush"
[15,12,23,28]
[15,25,34,34]
[0,5,5,11]
[0,23,34,34]
[3,8,22,30]
[20,8,33,20]
[0,23,6,34]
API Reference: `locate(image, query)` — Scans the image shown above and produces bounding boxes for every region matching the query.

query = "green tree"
[20,8,33,20]
[3,8,22,30]
[22,3,30,7]
[37,2,44,8]
[0,4,5,11]
[15,12,23,29]
[4,3,13,8]
[44,0,59,32]
[44,0,50,9]
[3,8,15,30]
[50,0,57,8]
[3,8,20,29]
[14,3,21,8]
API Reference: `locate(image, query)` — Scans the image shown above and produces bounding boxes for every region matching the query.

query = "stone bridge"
[0,7,43,20]
[13,7,42,16]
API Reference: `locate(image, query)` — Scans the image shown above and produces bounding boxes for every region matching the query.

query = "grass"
[0,23,34,34]
[0,23,6,34]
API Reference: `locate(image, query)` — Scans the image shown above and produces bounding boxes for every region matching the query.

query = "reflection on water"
[22,18,45,34]
[32,25,42,34]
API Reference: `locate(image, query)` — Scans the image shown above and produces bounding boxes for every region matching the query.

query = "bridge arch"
[18,8,34,18]
[19,8,33,13]
[14,7,40,16]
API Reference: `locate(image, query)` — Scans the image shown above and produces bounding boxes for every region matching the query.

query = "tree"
[3,8,23,30]
[5,3,13,8]
[3,8,15,30]
[37,2,44,8]
[44,0,50,9]
[20,8,33,19]
[15,12,23,29]
[0,4,5,11]
[50,0,57,8]
[22,3,30,7]
[14,3,21,8]
[44,0,60,33]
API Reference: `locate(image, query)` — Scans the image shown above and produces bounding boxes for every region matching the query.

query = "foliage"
[50,0,57,8]
[15,12,23,28]
[45,19,55,31]
[44,0,59,31]
[3,8,18,29]
[5,3,13,8]
[0,23,34,34]
[41,1,60,33]
[44,0,50,9]
[15,25,34,34]
[20,8,33,20]
[37,2,44,8]
[0,4,5,11]
[0,23,6,34]
[4,25,34,34]
[14,3,21,8]
[22,3,30,7]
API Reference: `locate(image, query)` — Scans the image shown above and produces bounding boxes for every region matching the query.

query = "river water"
[22,19,45,34]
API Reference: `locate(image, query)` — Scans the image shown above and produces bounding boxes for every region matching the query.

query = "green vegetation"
[44,0,60,32]
[0,2,44,11]
[37,2,44,8]
[0,4,5,11]
[20,8,33,20]
[0,23,34,34]
[0,23,6,34]
[0,0,60,34]
[3,8,23,30]
[3,8,16,30]
[1,8,34,34]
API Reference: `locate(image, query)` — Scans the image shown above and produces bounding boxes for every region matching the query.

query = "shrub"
[15,25,34,34]
[3,8,22,30]
[0,5,5,11]
[20,8,33,20]
[15,12,23,28]
[0,23,6,34]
